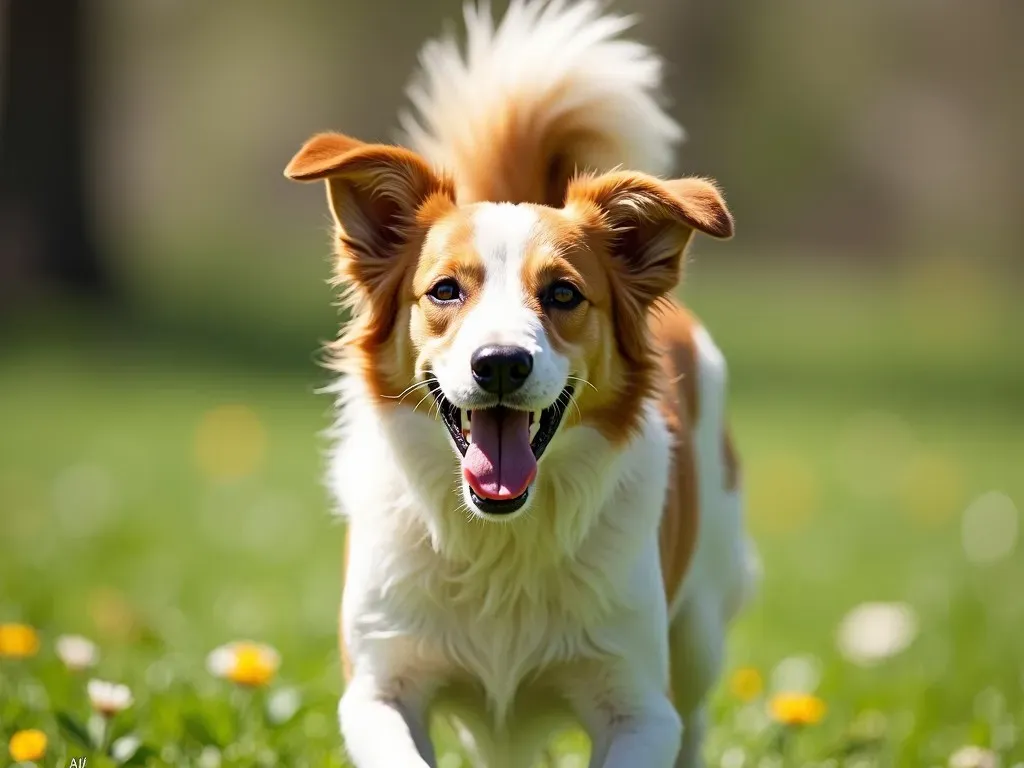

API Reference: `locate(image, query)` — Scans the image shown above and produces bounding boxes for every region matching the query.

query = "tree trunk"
[0,0,110,303]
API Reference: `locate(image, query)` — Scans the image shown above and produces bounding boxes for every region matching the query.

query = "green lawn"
[1,269,1022,767]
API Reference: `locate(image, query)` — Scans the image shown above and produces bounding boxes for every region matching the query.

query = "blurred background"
[1,0,1022,764]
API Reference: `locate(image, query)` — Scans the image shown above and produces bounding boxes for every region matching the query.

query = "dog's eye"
[428,279,461,303]
[544,281,584,309]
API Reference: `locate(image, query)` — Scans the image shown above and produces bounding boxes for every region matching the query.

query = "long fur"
[283,3,755,767]
[400,0,684,204]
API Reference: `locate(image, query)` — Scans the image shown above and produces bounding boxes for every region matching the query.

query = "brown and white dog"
[285,2,757,766]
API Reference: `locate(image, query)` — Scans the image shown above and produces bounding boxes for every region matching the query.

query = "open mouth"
[427,380,574,515]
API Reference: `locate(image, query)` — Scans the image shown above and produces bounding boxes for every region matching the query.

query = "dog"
[284,1,757,766]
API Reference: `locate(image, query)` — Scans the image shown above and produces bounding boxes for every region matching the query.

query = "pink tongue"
[462,409,537,501]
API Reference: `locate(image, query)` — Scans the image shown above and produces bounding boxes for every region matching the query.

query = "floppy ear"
[284,132,366,180]
[565,171,733,306]
[284,132,455,288]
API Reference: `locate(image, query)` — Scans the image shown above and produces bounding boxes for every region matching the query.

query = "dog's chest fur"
[333,390,674,721]
[395,536,623,720]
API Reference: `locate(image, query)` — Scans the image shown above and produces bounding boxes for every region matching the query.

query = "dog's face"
[286,133,732,520]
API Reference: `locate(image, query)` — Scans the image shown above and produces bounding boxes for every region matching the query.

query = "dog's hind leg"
[668,596,725,768]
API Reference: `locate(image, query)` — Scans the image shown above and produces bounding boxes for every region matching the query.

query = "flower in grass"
[948,746,998,768]
[729,667,764,702]
[836,601,918,667]
[768,692,827,726]
[207,640,280,686]
[8,729,47,762]
[0,623,40,658]
[55,634,99,671]
[87,679,133,716]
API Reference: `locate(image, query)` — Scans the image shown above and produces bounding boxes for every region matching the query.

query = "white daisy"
[836,602,918,667]
[87,679,133,716]
[55,634,99,671]
[949,745,998,768]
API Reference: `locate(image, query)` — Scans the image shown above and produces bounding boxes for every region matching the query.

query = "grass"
[1,266,1022,767]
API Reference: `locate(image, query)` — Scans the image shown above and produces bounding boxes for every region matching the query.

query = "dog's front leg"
[338,674,436,768]
[582,691,682,768]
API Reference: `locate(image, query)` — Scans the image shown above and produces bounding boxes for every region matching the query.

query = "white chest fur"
[330,383,673,724]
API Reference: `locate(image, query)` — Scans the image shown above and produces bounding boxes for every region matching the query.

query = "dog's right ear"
[284,132,367,181]
[284,132,455,276]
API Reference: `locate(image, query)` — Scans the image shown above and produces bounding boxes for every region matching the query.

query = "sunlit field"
[2,268,1022,767]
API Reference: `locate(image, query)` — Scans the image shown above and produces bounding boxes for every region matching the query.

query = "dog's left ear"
[565,171,733,306]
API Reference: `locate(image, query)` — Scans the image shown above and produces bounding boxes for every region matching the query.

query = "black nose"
[471,345,533,395]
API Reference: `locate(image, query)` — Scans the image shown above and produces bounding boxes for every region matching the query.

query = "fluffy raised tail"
[400,0,683,206]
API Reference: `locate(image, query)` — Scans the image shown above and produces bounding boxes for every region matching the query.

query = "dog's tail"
[400,0,683,206]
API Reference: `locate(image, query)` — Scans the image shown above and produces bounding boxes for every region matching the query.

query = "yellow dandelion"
[0,623,40,658]
[729,667,764,702]
[8,729,47,762]
[207,640,280,687]
[768,692,827,726]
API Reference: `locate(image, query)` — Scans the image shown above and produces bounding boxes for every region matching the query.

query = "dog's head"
[286,134,732,520]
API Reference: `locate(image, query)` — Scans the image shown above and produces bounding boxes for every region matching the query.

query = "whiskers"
[384,375,445,418]
[565,375,598,394]
[564,376,595,425]
[410,389,436,417]
[382,377,435,405]
[557,386,584,426]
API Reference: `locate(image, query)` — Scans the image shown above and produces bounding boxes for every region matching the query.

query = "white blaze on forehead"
[465,203,541,350]
[472,204,537,295]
